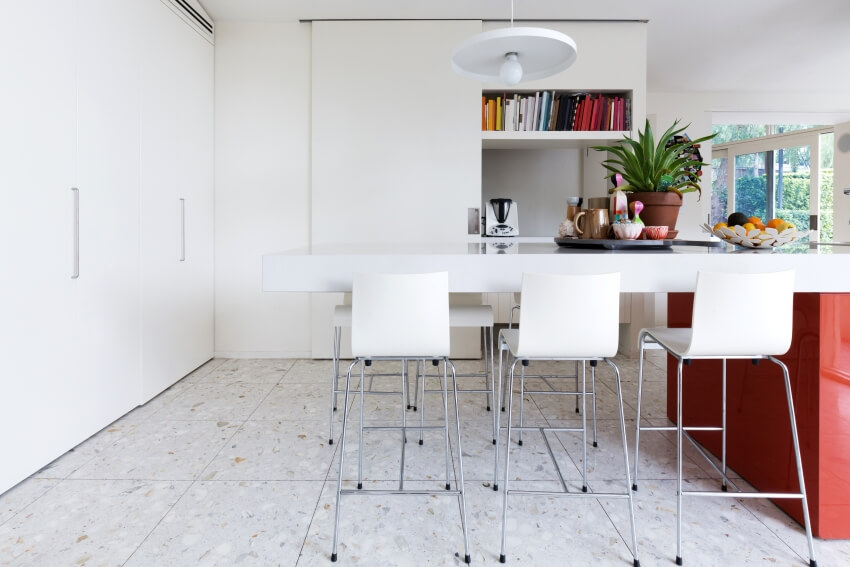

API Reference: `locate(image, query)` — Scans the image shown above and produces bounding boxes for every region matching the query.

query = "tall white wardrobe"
[0,0,214,495]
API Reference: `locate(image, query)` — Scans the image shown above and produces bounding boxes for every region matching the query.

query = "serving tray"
[554,237,673,250]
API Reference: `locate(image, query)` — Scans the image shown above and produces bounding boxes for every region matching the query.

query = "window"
[711,125,834,241]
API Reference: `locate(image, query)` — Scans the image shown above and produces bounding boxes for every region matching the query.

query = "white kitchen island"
[263,241,850,293]
[264,238,850,538]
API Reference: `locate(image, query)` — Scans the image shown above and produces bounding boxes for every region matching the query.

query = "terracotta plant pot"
[627,191,682,236]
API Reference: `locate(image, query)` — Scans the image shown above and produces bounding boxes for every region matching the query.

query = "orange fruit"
[713,222,728,232]
[766,218,784,229]
[742,222,756,231]
[747,216,765,230]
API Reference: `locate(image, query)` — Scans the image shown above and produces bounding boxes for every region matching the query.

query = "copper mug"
[574,208,611,239]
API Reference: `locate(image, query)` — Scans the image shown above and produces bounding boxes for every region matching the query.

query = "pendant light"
[451,0,577,85]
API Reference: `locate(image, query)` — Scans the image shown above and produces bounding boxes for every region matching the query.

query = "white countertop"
[263,241,850,293]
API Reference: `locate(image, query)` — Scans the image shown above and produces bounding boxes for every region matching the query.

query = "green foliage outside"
[733,171,833,240]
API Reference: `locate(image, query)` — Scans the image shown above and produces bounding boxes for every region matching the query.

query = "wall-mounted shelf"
[482,130,629,150]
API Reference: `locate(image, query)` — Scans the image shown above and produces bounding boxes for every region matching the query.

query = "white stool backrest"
[516,272,621,358]
[688,270,795,357]
[351,272,450,358]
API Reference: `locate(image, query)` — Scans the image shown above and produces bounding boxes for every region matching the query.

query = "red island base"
[666,292,850,538]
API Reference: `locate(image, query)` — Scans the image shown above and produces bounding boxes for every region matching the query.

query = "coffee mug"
[587,197,609,210]
[574,208,611,239]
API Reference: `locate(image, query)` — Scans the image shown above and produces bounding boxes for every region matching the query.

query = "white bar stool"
[632,270,817,566]
[329,303,496,445]
[496,272,640,566]
[502,292,586,425]
[331,272,471,564]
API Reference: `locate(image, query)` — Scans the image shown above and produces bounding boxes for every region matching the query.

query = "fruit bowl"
[700,223,809,248]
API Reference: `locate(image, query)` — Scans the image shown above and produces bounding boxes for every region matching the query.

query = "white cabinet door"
[310,20,483,357]
[311,20,482,245]
[72,0,142,430]
[140,0,214,402]
[0,3,77,494]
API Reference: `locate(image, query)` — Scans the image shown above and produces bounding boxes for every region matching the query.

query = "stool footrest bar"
[682,490,805,499]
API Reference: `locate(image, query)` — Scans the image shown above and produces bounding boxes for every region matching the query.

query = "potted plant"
[591,119,716,233]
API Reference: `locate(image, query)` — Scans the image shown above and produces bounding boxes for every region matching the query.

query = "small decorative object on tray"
[612,221,642,240]
[701,218,808,248]
[644,225,668,240]
[558,218,576,238]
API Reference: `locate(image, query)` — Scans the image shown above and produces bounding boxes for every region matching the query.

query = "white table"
[263,241,850,293]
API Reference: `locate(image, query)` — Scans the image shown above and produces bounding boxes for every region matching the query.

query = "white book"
[504,99,514,132]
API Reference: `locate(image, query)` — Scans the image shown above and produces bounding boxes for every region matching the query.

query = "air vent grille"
[163,0,214,42]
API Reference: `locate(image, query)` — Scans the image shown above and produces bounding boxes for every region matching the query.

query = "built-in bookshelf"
[481,89,632,149]
[483,90,631,133]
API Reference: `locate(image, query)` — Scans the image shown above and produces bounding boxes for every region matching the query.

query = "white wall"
[482,149,581,236]
[214,22,312,357]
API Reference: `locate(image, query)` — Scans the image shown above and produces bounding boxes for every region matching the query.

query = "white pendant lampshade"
[451,26,577,85]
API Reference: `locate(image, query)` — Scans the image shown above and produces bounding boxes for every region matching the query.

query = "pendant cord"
[510,0,515,27]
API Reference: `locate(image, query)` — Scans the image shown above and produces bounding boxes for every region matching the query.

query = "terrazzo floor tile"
[32,414,144,480]
[296,479,474,567]
[252,382,332,421]
[464,481,640,566]
[462,420,583,486]
[70,420,240,481]
[150,382,276,421]
[201,358,295,385]
[739,495,845,566]
[549,419,711,484]
[0,479,188,567]
[0,478,59,526]
[5,356,850,566]
[525,377,625,423]
[182,357,229,383]
[618,378,669,420]
[281,358,339,384]
[600,477,810,566]
[333,420,463,485]
[123,377,200,422]
[643,417,746,481]
[123,480,323,567]
[201,420,336,482]
[608,354,668,383]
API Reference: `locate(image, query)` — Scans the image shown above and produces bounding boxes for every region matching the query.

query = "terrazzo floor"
[1,353,848,566]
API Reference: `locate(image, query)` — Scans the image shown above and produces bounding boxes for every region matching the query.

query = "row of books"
[482,92,631,133]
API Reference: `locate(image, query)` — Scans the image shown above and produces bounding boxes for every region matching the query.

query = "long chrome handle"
[71,187,79,279]
[179,198,186,261]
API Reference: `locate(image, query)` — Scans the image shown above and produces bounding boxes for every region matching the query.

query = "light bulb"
[499,52,522,85]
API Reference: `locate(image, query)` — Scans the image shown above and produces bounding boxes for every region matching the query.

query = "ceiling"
[198,0,850,96]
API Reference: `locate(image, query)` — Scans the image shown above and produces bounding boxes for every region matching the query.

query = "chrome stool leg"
[606,358,641,567]
[772,356,818,567]
[632,333,647,490]
[591,361,598,448]
[447,359,471,563]
[329,324,342,444]
[581,361,588,492]
[499,359,520,563]
[331,360,358,562]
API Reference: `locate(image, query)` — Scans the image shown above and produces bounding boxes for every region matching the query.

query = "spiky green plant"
[591,119,716,198]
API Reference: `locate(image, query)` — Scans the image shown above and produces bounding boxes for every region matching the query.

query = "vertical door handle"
[179,198,186,261]
[71,187,79,279]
